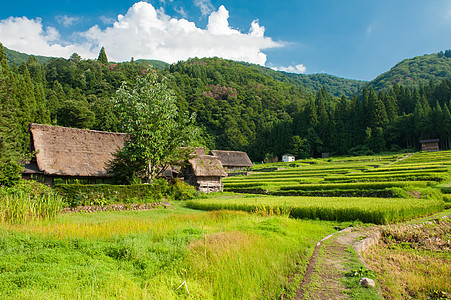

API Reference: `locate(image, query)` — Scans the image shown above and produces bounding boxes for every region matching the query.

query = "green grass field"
[0,207,337,299]
[1,150,450,299]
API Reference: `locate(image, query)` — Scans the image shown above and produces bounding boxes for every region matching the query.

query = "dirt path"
[295,210,450,299]
[383,153,413,168]
[295,227,378,299]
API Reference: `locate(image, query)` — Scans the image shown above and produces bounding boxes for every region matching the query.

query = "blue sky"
[0,0,450,81]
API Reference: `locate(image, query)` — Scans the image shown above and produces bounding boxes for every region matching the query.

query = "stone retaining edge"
[353,229,381,256]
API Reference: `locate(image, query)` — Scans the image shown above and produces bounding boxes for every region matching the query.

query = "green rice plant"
[185,194,444,224]
[0,181,63,223]
[273,188,397,198]
[324,172,449,183]
[370,165,449,172]
[225,177,324,185]
[278,181,431,191]
[363,168,450,176]
[395,151,451,165]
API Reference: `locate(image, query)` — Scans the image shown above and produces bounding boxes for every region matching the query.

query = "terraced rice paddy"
[187,151,451,223]
[223,152,450,194]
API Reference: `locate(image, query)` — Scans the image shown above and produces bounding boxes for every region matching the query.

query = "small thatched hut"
[210,150,253,171]
[182,155,227,193]
[22,123,127,186]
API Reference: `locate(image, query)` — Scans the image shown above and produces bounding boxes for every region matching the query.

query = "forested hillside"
[243,63,366,98]
[167,57,451,160]
[167,58,310,153]
[367,51,451,91]
[5,47,53,66]
[1,43,450,164]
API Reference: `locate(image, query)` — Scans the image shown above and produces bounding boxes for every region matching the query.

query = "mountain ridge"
[5,45,451,98]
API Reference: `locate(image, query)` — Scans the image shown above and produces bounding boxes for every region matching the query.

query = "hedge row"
[55,179,196,207]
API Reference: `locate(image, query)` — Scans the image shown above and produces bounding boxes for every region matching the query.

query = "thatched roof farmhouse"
[23,123,127,185]
[182,155,227,193]
[23,124,231,192]
[210,150,253,171]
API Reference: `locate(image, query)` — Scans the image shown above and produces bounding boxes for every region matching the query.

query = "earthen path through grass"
[295,227,381,299]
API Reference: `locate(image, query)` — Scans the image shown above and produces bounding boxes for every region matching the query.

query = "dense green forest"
[4,47,53,66]
[367,51,451,91]
[1,43,450,163]
[242,62,366,98]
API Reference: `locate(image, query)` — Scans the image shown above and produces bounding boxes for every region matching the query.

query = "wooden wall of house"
[421,142,440,152]
[195,176,223,193]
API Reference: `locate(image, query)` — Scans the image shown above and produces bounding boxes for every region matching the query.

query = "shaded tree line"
[253,82,451,160]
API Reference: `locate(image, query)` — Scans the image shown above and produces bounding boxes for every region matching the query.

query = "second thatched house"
[181,155,227,193]
[210,150,253,171]
[22,123,127,186]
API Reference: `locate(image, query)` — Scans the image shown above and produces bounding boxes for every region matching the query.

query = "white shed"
[282,154,295,162]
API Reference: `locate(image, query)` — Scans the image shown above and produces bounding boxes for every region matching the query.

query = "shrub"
[55,179,198,207]
[0,160,22,187]
[169,179,197,200]
[55,184,159,207]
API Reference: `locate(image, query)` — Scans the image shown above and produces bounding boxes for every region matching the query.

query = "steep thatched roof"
[29,123,127,177]
[189,147,206,156]
[188,155,227,177]
[210,150,253,167]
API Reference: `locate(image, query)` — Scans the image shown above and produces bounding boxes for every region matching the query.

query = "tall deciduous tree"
[109,71,197,183]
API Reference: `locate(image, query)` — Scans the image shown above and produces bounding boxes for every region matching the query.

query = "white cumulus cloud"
[0,2,283,66]
[55,15,79,27]
[0,17,92,58]
[83,2,282,65]
[194,0,215,16]
[271,64,307,74]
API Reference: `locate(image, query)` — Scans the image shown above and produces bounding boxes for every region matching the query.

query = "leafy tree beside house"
[108,70,197,184]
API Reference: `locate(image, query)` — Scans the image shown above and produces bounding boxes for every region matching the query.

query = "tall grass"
[0,181,63,224]
[1,208,336,299]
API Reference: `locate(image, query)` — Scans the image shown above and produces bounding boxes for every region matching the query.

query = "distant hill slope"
[5,47,53,65]
[5,45,451,97]
[367,51,451,91]
[135,59,169,70]
[241,62,366,98]
[4,46,169,70]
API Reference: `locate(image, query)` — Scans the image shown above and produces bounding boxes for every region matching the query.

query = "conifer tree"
[97,47,108,65]
[368,88,388,129]
[27,56,45,84]
[381,92,397,122]
[442,104,451,149]
[0,43,9,72]
[305,99,318,128]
